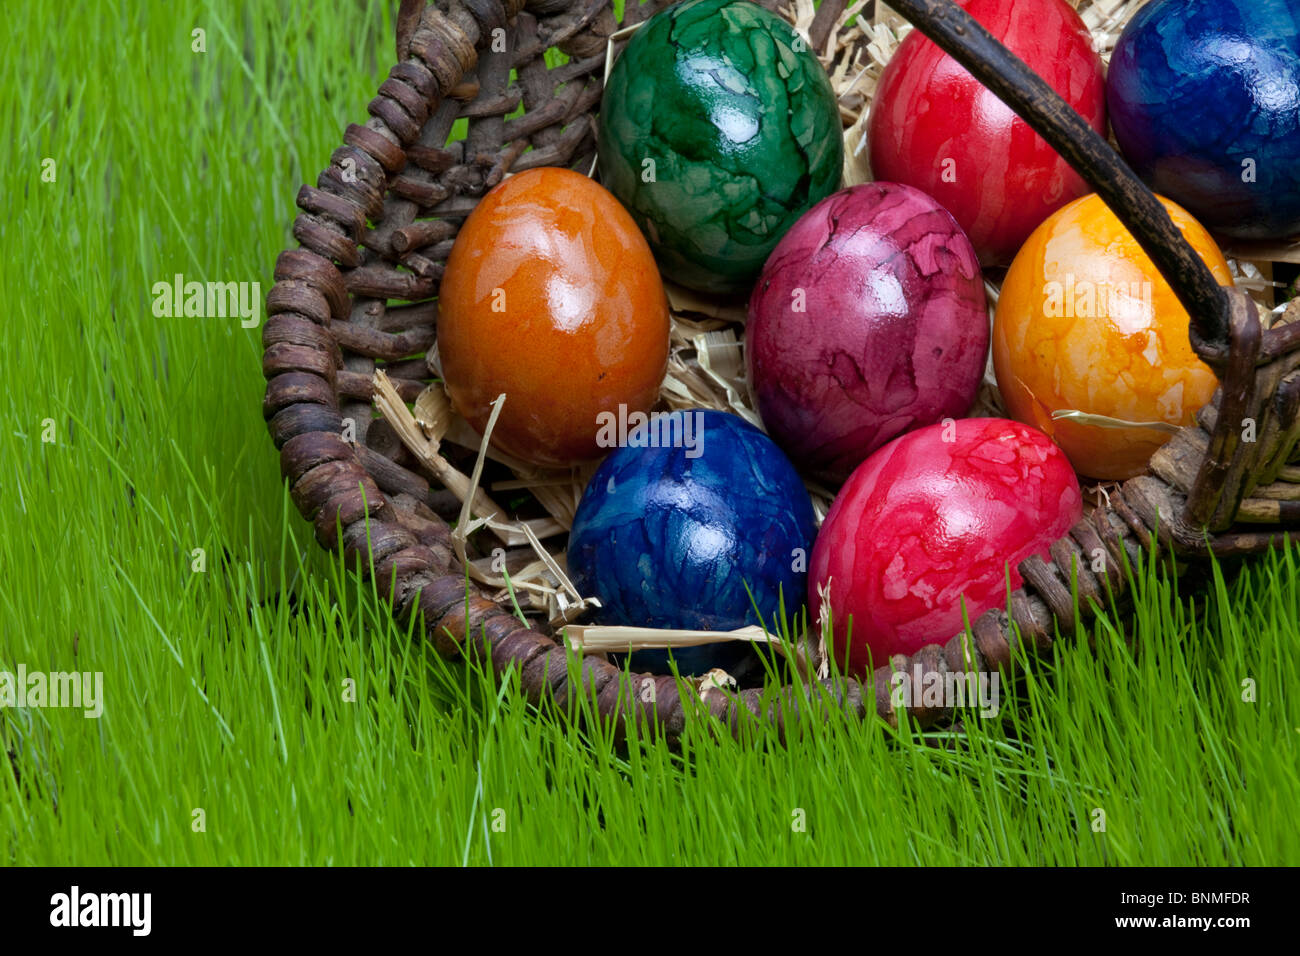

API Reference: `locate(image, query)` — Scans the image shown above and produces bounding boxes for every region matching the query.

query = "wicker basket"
[261,0,1300,742]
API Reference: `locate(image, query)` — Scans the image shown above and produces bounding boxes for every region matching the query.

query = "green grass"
[2,0,1298,866]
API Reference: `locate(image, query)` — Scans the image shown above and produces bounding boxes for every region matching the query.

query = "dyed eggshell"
[992,193,1233,481]
[809,418,1082,673]
[568,410,817,675]
[747,182,989,480]
[596,0,844,295]
[1108,0,1300,240]
[438,167,670,467]
[868,0,1106,266]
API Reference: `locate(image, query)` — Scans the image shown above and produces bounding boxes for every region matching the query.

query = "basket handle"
[883,0,1233,353]
[397,0,425,61]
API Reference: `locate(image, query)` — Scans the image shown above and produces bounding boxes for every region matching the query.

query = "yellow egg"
[992,193,1233,480]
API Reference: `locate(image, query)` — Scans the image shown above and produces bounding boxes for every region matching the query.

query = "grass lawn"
[2,0,1297,866]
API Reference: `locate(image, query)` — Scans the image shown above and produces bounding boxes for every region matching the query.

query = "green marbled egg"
[597,0,844,295]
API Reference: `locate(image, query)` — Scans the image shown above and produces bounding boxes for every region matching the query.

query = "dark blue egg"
[1107,0,1300,240]
[568,409,817,675]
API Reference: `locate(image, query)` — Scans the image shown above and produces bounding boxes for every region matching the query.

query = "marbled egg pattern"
[568,410,817,637]
[809,418,1083,672]
[747,182,989,480]
[1108,0,1300,240]
[438,167,670,467]
[596,0,843,294]
[993,193,1233,480]
[868,0,1106,266]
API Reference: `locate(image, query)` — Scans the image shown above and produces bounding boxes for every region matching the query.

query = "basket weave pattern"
[263,0,1300,741]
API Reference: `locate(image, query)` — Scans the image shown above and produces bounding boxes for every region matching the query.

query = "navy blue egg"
[1107,0,1300,240]
[568,409,817,675]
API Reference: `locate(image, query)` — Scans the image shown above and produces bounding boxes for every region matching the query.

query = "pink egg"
[809,417,1083,675]
[747,182,988,480]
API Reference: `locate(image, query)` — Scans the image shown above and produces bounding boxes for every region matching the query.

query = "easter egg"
[992,193,1233,481]
[596,0,844,295]
[1108,0,1300,240]
[809,417,1083,674]
[867,0,1107,266]
[747,182,989,480]
[569,409,817,675]
[438,167,670,467]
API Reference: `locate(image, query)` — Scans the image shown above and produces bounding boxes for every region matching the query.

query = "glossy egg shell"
[747,182,989,481]
[992,193,1233,481]
[437,167,670,467]
[809,417,1083,674]
[868,0,1106,266]
[568,410,817,675]
[596,0,844,295]
[1108,0,1300,240]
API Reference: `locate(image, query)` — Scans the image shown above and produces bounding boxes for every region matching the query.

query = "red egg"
[868,0,1107,266]
[809,417,1083,675]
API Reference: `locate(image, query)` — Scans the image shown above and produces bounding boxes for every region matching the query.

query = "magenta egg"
[809,417,1083,675]
[746,182,989,480]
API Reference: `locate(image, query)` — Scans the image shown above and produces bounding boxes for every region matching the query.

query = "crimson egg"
[867,0,1107,266]
[809,417,1083,674]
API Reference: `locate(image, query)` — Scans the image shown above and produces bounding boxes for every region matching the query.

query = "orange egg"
[438,167,670,467]
[992,193,1233,480]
